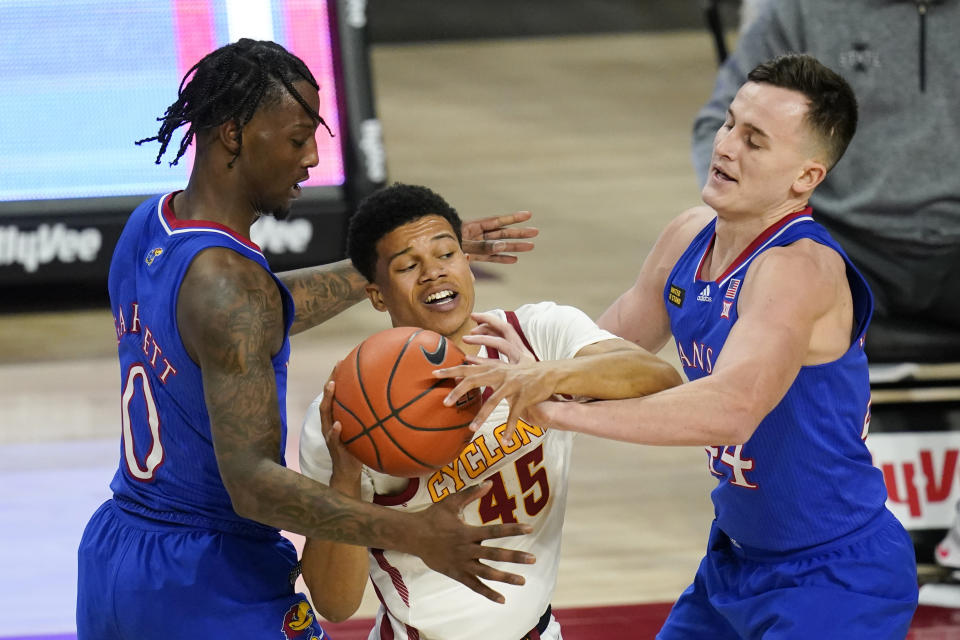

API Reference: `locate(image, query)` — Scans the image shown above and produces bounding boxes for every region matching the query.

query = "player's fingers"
[470,313,528,352]
[464,334,525,362]
[432,363,477,380]
[461,239,509,256]
[438,367,500,403]
[469,312,499,326]
[472,563,528,587]
[318,381,335,428]
[465,325,499,338]
[434,361,500,381]
[467,253,518,264]
[481,227,539,241]
[323,361,341,392]
[474,546,536,570]
[447,480,493,512]
[471,312,513,334]
[474,226,538,243]
[443,376,492,407]
[487,210,533,228]
[509,210,534,225]
[488,240,536,252]
[474,522,535,543]
[462,333,508,350]
[470,389,509,430]
[503,409,522,447]
[472,211,534,232]
[468,396,502,431]
[502,417,520,446]
[323,420,343,444]
[452,572,508,604]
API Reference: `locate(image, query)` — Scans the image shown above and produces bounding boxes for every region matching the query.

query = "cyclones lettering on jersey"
[114,301,179,384]
[427,420,544,502]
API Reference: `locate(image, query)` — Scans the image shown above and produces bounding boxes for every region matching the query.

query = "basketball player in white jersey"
[298,183,681,639]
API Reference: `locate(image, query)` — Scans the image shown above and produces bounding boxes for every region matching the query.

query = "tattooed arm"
[276,260,368,335]
[178,249,533,602]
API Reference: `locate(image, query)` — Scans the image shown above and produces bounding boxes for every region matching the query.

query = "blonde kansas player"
[299,183,681,639]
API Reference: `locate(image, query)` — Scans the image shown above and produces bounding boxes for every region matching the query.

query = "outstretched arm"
[435,311,682,440]
[542,243,838,445]
[178,250,533,603]
[278,260,368,335]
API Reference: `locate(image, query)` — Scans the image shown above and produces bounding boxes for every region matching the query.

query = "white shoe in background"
[936,510,960,570]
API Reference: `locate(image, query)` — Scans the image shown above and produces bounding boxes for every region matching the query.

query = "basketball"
[331,326,482,477]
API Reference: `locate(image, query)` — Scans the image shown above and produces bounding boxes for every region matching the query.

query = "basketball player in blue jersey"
[76,39,541,639]
[469,54,919,637]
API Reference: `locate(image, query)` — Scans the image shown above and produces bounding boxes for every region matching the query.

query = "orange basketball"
[331,326,481,477]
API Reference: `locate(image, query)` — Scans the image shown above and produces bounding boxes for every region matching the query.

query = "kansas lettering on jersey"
[108,192,294,536]
[664,208,888,552]
[299,301,615,640]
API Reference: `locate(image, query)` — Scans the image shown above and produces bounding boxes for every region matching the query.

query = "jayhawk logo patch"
[144,247,163,266]
[281,601,324,639]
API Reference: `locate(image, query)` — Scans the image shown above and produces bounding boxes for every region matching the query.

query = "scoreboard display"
[0,0,385,287]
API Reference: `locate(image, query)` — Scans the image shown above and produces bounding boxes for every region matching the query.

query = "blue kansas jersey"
[107,192,294,535]
[664,207,887,552]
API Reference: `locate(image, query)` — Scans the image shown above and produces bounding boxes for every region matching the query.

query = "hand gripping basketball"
[332,326,482,477]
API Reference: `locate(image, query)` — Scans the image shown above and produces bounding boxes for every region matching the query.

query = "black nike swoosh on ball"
[420,336,447,366]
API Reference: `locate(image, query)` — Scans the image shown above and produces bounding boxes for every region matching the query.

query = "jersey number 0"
[121,363,165,481]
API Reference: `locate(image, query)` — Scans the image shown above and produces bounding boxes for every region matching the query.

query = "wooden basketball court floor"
[0,32,954,638]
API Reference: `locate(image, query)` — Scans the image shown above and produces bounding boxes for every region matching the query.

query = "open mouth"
[713,167,737,183]
[424,289,458,306]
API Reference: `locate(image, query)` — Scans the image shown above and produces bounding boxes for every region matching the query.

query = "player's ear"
[366,283,387,312]
[792,159,827,197]
[217,119,242,155]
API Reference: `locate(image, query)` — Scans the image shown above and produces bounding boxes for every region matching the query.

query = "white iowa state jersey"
[300,301,614,639]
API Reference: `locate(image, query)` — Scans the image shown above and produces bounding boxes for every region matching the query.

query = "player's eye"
[291,138,307,148]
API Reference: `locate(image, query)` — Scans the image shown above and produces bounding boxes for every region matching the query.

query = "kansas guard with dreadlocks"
[76,39,539,639]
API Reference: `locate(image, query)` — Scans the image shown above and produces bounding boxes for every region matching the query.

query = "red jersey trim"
[370,579,421,640]
[695,207,812,283]
[158,191,264,253]
[371,549,411,606]
[373,478,420,506]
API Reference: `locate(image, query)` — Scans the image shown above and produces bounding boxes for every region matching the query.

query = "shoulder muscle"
[178,247,285,366]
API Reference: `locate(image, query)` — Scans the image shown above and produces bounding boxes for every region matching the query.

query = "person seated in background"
[692,0,960,353]
[298,182,681,639]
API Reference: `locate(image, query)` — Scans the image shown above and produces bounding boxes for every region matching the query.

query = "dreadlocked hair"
[136,38,332,167]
